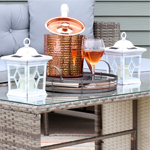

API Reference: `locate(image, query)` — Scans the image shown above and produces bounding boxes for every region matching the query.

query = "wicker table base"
[0,109,41,150]
[0,92,150,149]
[41,100,137,150]
[0,101,138,150]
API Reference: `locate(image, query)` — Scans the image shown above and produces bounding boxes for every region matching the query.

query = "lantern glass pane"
[10,78,17,89]
[18,67,25,92]
[9,66,16,77]
[108,56,121,75]
[125,69,130,79]
[29,71,36,92]
[15,72,19,82]
[117,69,121,80]
[133,57,140,66]
[28,79,35,92]
[38,66,44,76]
[37,78,44,89]
[34,72,39,83]
[19,78,25,92]
[29,66,38,91]
[108,56,114,65]
[112,62,117,74]
[125,57,131,68]
[115,57,121,79]
[18,66,25,75]
[129,63,134,74]
[115,57,120,66]
[133,68,139,78]
[30,66,36,75]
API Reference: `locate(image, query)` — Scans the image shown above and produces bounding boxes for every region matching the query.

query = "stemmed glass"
[83,39,105,88]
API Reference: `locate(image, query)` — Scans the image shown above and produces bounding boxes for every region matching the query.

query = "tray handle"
[50,65,64,82]
[100,60,111,74]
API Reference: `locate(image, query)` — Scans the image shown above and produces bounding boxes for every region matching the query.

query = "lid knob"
[61,22,70,32]
[60,4,69,17]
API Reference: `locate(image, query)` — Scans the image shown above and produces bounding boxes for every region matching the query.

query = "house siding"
[94,0,150,58]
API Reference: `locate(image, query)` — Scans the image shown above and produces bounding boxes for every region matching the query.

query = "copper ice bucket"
[44,4,85,77]
[44,34,84,77]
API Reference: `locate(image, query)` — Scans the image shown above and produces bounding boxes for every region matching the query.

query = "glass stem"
[92,65,95,81]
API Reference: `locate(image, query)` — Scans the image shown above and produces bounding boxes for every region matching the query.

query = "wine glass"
[83,39,105,88]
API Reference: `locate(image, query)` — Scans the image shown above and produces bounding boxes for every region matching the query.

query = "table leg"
[131,100,138,150]
[0,108,41,150]
[43,113,49,136]
[95,105,102,150]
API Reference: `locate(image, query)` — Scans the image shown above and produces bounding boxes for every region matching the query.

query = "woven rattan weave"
[93,22,120,47]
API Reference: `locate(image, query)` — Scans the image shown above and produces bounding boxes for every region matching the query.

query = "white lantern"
[1,38,52,97]
[105,32,146,85]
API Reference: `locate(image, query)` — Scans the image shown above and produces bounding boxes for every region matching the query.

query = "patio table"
[0,72,150,150]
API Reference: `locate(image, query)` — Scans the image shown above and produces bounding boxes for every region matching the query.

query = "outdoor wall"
[95,0,150,59]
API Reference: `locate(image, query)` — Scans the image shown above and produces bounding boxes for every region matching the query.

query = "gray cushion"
[0,58,7,83]
[28,0,95,54]
[0,4,29,56]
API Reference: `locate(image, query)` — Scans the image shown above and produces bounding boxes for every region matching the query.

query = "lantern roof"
[113,32,134,49]
[1,38,52,62]
[105,32,146,54]
[16,38,38,57]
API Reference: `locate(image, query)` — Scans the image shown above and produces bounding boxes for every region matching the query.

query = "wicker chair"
[93,21,120,47]
[43,21,121,135]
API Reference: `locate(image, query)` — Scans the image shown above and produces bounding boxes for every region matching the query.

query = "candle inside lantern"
[117,65,130,80]
[20,74,34,92]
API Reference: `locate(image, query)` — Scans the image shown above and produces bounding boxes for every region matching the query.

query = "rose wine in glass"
[83,50,104,66]
[83,39,105,88]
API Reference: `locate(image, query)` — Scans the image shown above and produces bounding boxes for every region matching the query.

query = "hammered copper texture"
[44,34,84,77]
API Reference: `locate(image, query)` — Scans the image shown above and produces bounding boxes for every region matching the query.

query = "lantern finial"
[121,32,127,40]
[23,38,30,48]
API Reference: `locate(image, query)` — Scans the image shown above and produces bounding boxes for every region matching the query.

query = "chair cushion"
[0,4,29,56]
[28,0,95,54]
[0,58,7,83]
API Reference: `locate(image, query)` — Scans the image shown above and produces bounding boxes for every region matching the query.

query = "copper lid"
[45,4,85,36]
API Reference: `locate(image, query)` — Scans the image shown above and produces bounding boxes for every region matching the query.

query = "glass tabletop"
[0,72,150,106]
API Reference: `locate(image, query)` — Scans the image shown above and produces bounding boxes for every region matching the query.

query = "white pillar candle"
[20,74,34,92]
[117,65,130,80]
